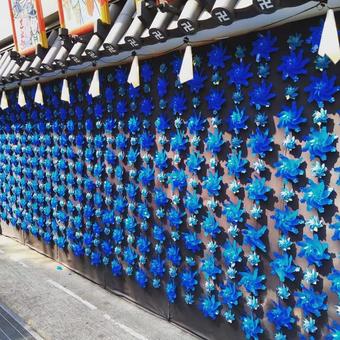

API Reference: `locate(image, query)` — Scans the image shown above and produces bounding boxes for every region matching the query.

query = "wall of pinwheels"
[0,14,339,340]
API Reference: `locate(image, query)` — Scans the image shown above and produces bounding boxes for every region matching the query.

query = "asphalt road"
[0,235,197,340]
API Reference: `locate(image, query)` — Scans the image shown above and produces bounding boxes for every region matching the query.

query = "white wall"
[0,0,58,42]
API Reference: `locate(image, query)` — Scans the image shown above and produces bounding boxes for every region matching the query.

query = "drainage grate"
[0,304,36,340]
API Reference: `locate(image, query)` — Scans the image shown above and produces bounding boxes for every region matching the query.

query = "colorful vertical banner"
[57,0,110,36]
[7,0,47,55]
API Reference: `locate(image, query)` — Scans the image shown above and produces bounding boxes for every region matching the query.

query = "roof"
[0,0,337,90]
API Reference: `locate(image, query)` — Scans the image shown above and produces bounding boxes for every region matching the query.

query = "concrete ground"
[0,235,197,340]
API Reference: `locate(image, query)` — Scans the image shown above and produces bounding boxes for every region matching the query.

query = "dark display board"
[1,14,339,340]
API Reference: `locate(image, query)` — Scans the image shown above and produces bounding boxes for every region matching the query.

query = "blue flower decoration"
[205,129,224,154]
[170,93,187,115]
[183,232,202,253]
[295,286,327,317]
[227,62,253,88]
[201,255,221,280]
[226,151,248,177]
[200,295,221,320]
[239,268,266,296]
[330,215,340,241]
[223,200,244,224]
[166,281,176,303]
[203,171,222,197]
[277,101,306,132]
[304,73,338,107]
[154,150,168,171]
[241,314,263,340]
[202,212,221,238]
[302,127,337,161]
[246,177,271,202]
[188,72,207,93]
[270,253,299,282]
[207,44,230,69]
[167,245,181,266]
[274,154,304,183]
[251,32,278,62]
[168,169,187,192]
[298,235,330,267]
[242,224,267,252]
[184,191,201,214]
[180,270,198,292]
[186,152,205,173]
[205,90,226,113]
[278,50,309,82]
[301,179,333,213]
[219,281,241,308]
[267,302,295,330]
[171,131,188,152]
[157,77,168,97]
[247,128,273,158]
[223,240,243,266]
[227,107,249,133]
[249,81,276,109]
[188,113,206,134]
[328,269,340,299]
[271,207,303,235]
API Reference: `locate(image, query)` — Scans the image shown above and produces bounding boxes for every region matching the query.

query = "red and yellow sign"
[57,0,110,36]
[7,0,47,55]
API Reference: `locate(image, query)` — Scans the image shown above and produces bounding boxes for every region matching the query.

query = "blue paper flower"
[298,235,330,267]
[302,127,337,161]
[154,150,168,170]
[184,191,201,214]
[157,77,168,97]
[183,232,202,253]
[203,171,222,197]
[207,44,230,69]
[205,90,226,112]
[247,129,273,157]
[227,62,253,87]
[278,50,309,82]
[168,169,187,192]
[251,32,278,62]
[202,212,221,238]
[226,151,248,177]
[328,269,340,299]
[267,302,295,330]
[223,240,243,266]
[295,286,327,317]
[206,130,224,154]
[304,73,338,107]
[171,131,188,152]
[187,114,206,134]
[271,207,303,235]
[170,93,187,115]
[166,281,176,303]
[200,295,221,320]
[241,314,263,340]
[246,177,271,202]
[188,72,207,93]
[277,102,306,132]
[167,245,181,266]
[242,224,267,252]
[135,269,148,288]
[186,152,205,173]
[274,154,304,183]
[167,208,185,228]
[219,281,242,308]
[249,81,276,109]
[227,107,249,133]
[223,200,244,224]
[239,268,266,296]
[301,179,333,213]
[180,270,198,292]
[271,253,299,282]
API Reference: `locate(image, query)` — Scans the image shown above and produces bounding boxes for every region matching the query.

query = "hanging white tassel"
[34,83,44,105]
[88,69,100,97]
[18,86,26,107]
[179,44,194,84]
[318,9,340,64]
[0,91,8,110]
[127,55,140,88]
[61,78,70,103]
